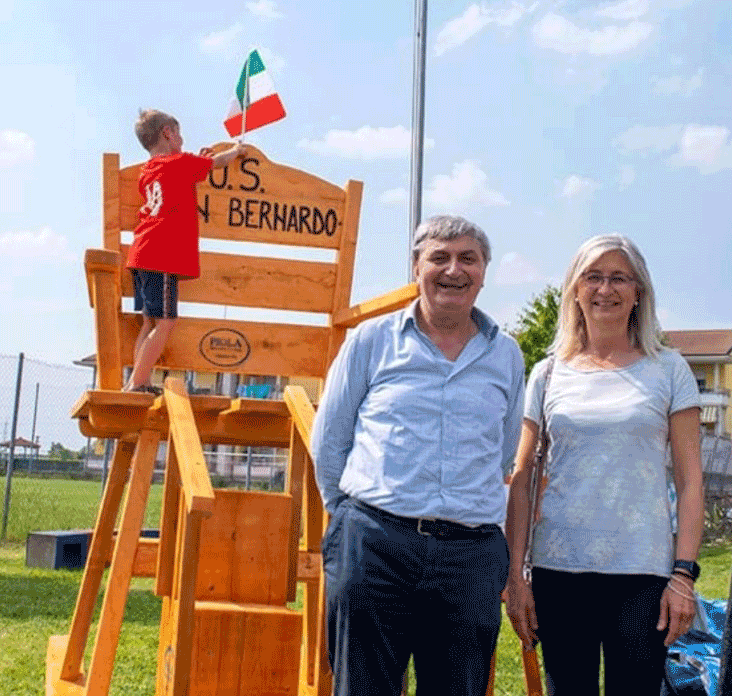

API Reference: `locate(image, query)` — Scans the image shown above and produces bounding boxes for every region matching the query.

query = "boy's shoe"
[128,384,163,396]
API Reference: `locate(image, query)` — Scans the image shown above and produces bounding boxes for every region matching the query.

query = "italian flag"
[223,50,286,137]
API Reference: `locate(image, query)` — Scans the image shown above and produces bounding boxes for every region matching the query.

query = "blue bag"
[663,596,727,696]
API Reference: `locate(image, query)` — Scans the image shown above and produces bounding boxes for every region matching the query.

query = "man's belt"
[351,498,499,539]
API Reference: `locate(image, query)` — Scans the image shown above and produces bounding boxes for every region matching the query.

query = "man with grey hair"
[311,215,524,696]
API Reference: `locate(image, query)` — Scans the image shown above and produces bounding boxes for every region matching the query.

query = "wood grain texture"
[332,283,418,328]
[119,314,329,377]
[283,386,315,461]
[118,244,337,313]
[85,429,160,696]
[117,145,350,250]
[163,378,215,516]
[46,635,85,696]
[102,153,121,252]
[61,441,134,681]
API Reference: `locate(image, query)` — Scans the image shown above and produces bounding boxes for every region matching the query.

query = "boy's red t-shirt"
[126,152,213,279]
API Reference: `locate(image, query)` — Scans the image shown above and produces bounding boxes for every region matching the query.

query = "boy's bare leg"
[123,315,156,390]
[124,318,176,390]
[134,315,154,362]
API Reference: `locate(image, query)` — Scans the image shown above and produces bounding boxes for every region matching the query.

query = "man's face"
[413,235,487,316]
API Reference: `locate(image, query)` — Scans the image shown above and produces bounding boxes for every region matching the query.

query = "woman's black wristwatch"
[672,559,701,581]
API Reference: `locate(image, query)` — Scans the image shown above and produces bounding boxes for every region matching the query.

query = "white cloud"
[246,0,283,19]
[380,188,408,205]
[425,160,509,208]
[199,23,245,55]
[614,124,684,153]
[297,125,434,160]
[434,1,537,56]
[532,13,653,55]
[618,164,636,190]
[560,174,600,199]
[652,68,703,97]
[596,0,650,20]
[0,227,75,263]
[668,124,732,174]
[616,123,732,174]
[0,130,34,168]
[493,252,542,286]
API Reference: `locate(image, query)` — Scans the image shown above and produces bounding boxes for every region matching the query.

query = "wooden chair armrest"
[84,248,121,308]
[332,283,418,329]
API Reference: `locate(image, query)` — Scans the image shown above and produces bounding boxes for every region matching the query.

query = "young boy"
[123,109,246,393]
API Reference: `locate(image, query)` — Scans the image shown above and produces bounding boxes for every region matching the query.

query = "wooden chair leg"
[61,440,135,681]
[84,429,160,696]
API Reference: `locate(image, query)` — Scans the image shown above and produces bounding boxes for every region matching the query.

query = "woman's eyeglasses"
[580,272,636,288]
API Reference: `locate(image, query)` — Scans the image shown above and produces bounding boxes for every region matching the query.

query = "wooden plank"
[47,635,85,696]
[326,178,362,367]
[118,244,337,313]
[84,429,160,696]
[285,422,308,602]
[195,601,302,615]
[61,440,134,681]
[86,250,122,390]
[215,612,245,696]
[284,386,315,461]
[169,505,206,696]
[75,410,292,447]
[163,378,215,516]
[195,492,238,601]
[130,537,159,577]
[238,609,303,695]
[219,397,289,417]
[313,568,332,696]
[102,153,121,251]
[155,442,180,597]
[301,458,324,688]
[189,611,221,696]
[155,595,175,696]
[118,146,348,250]
[296,551,321,582]
[118,314,330,377]
[332,283,418,329]
[230,491,293,605]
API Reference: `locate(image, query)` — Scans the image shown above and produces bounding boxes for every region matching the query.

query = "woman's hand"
[657,573,696,646]
[505,572,539,648]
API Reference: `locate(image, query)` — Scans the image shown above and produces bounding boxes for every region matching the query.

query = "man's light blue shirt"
[311,299,525,526]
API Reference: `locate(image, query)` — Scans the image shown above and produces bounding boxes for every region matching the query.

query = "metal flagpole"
[408,0,428,281]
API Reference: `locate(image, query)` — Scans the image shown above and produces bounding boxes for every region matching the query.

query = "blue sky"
[1,0,731,365]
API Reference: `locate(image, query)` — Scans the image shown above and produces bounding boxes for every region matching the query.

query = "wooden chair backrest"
[96,144,362,388]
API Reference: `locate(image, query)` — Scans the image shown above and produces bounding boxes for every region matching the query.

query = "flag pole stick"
[238,51,252,145]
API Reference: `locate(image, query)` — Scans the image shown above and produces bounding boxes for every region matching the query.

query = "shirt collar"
[400,299,498,341]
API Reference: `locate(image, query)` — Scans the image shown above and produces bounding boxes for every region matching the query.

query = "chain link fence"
[0,353,291,540]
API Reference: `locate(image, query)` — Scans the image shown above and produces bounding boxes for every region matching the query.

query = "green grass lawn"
[0,477,730,695]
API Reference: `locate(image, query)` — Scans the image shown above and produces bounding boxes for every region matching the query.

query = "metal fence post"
[1,352,24,541]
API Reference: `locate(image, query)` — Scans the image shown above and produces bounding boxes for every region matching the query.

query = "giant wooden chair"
[46,144,418,696]
[46,144,541,696]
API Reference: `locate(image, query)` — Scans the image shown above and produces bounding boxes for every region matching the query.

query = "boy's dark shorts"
[131,269,178,319]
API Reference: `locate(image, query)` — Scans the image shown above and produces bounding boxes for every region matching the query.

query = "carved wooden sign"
[118,144,347,250]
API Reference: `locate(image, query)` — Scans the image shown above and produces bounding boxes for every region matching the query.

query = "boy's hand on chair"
[199,146,214,157]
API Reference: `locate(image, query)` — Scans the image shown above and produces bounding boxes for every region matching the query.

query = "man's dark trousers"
[323,497,509,696]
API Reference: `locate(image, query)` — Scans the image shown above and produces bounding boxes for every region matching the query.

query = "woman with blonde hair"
[505,234,704,695]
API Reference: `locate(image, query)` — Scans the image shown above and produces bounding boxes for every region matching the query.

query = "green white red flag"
[224,49,286,137]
